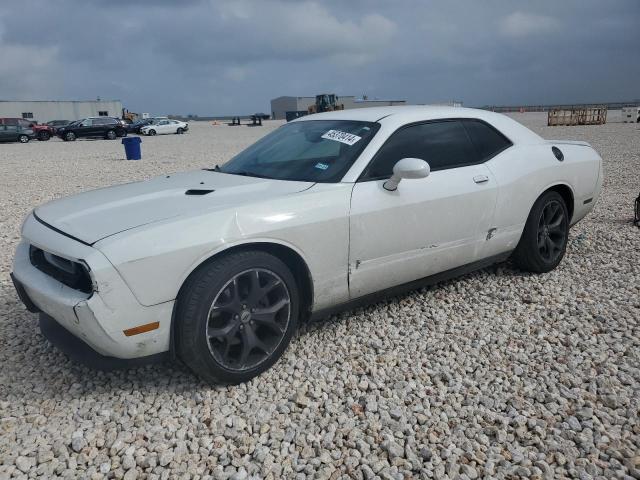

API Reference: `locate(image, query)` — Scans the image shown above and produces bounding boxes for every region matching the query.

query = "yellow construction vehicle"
[308,94,344,114]
[121,109,139,124]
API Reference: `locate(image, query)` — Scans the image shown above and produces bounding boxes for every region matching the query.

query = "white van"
[621,106,640,123]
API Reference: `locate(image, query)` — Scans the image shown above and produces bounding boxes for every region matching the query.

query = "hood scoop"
[185,189,215,196]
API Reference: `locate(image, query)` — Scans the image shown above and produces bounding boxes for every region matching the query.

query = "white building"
[0,100,124,123]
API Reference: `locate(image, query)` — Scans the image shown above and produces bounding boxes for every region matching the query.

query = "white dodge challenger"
[11,106,603,384]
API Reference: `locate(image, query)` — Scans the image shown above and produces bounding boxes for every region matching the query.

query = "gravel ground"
[0,114,638,479]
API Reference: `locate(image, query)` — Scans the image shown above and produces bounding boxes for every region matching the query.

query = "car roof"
[294,105,542,144]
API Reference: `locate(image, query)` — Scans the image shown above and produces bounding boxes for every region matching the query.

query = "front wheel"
[65,132,76,141]
[177,128,184,134]
[37,131,51,141]
[176,251,299,384]
[148,129,156,136]
[512,191,569,273]
[19,135,29,143]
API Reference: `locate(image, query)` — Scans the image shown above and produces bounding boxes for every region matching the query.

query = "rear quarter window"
[462,119,512,161]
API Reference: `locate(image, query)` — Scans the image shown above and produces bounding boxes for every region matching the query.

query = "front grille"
[29,245,93,293]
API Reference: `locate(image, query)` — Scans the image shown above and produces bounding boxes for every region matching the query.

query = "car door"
[4,125,19,142]
[76,118,94,137]
[0,126,8,141]
[348,120,498,299]
[157,120,172,134]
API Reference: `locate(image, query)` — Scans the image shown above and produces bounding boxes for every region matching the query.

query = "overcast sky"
[1,0,638,116]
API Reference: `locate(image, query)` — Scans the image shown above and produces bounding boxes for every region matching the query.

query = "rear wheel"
[65,131,76,141]
[18,135,29,143]
[513,191,569,273]
[37,131,51,141]
[176,251,299,384]
[105,129,117,140]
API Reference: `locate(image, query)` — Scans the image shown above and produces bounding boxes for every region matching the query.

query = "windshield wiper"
[204,166,274,180]
[231,171,274,179]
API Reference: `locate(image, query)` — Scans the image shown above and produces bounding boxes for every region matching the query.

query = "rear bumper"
[12,214,174,360]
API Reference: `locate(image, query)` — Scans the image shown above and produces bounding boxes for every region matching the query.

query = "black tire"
[176,251,299,384]
[37,131,51,141]
[177,127,184,134]
[512,191,569,273]
[105,129,117,140]
[18,135,29,143]
[148,129,156,136]
[65,131,76,141]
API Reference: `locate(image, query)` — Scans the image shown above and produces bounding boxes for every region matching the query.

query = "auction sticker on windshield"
[321,130,362,146]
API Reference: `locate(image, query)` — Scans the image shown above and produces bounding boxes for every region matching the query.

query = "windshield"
[218,120,380,182]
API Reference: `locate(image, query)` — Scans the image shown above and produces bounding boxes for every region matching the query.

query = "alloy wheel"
[537,199,567,262]
[206,268,291,371]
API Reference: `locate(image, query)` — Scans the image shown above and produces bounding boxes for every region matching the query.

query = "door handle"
[473,175,489,184]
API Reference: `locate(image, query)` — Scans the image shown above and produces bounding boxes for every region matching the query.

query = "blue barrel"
[122,136,142,160]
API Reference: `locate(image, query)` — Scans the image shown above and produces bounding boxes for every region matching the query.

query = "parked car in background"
[125,118,156,134]
[56,117,128,141]
[0,118,54,141]
[46,120,72,134]
[0,125,36,143]
[10,106,603,384]
[140,119,189,135]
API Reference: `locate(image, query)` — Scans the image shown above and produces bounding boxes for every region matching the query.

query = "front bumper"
[12,214,174,361]
[38,312,167,370]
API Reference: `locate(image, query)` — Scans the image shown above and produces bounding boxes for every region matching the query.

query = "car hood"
[34,170,314,244]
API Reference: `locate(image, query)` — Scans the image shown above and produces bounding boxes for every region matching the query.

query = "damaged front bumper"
[11,214,174,363]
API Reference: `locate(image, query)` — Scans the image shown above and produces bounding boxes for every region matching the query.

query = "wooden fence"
[547,106,607,126]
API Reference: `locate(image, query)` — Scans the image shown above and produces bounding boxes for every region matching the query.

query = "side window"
[81,119,91,126]
[462,120,512,161]
[363,120,478,180]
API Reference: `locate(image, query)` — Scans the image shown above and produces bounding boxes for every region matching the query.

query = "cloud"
[151,1,396,66]
[0,44,60,98]
[500,12,561,37]
[0,0,637,115]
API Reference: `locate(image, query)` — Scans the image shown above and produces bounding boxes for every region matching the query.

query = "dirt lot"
[0,114,638,479]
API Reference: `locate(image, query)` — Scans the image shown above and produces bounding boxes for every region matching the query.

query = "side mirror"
[383,158,430,191]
